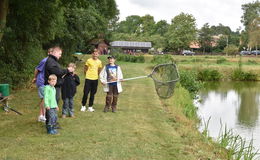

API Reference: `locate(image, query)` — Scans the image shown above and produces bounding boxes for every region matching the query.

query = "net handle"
[106,75,149,84]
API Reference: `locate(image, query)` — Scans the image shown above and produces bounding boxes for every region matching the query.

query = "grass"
[0,55,229,160]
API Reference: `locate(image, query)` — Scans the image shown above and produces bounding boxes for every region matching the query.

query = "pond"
[196,81,260,150]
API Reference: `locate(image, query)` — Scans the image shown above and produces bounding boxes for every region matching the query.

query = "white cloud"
[116,0,254,31]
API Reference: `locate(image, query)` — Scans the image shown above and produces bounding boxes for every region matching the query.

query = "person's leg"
[69,97,74,117]
[38,86,45,122]
[81,79,91,107]
[88,80,98,107]
[111,86,119,112]
[104,85,113,112]
[48,108,58,134]
[62,98,69,118]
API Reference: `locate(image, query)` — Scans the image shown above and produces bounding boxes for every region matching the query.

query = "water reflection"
[197,81,260,150]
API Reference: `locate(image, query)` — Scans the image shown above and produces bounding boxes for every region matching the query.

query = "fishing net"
[149,63,180,99]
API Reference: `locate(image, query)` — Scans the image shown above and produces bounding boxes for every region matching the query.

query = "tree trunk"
[0,0,9,42]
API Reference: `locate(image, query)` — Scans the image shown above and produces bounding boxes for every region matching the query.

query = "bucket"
[0,84,10,97]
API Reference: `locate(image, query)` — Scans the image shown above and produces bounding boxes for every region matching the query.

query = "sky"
[115,0,255,31]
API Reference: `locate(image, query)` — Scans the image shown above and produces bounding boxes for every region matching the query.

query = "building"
[110,41,152,53]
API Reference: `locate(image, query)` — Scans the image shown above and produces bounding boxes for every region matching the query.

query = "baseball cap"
[107,55,116,59]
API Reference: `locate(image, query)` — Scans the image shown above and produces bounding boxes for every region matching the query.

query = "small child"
[44,74,59,135]
[99,56,123,112]
[61,63,80,118]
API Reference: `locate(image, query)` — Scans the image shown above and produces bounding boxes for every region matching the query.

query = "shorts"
[38,86,45,99]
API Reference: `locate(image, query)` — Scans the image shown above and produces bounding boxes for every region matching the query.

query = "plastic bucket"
[0,84,10,97]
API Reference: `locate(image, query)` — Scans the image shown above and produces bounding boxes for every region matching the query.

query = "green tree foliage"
[0,0,118,86]
[154,20,169,36]
[166,12,197,52]
[198,23,213,53]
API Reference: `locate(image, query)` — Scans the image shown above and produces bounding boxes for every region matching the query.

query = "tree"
[248,17,260,50]
[140,14,156,35]
[198,23,213,53]
[0,0,8,42]
[154,20,169,36]
[166,12,197,52]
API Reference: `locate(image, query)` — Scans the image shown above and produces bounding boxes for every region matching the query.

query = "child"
[81,49,102,112]
[61,63,80,118]
[44,74,59,135]
[99,55,123,112]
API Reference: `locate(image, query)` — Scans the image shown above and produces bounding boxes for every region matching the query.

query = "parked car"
[251,50,260,55]
[240,51,251,55]
[182,50,195,56]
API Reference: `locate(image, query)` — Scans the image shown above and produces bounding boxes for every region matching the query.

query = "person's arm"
[118,66,123,81]
[74,74,80,86]
[99,66,107,85]
[44,86,50,110]
[98,61,102,75]
[84,65,88,75]
[32,69,39,83]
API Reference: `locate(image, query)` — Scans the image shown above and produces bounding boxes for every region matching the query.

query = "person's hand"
[46,107,50,110]
[32,78,36,83]
[56,107,59,111]
[101,82,106,86]
[120,79,124,82]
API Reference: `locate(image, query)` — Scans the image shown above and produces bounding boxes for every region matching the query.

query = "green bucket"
[0,84,10,97]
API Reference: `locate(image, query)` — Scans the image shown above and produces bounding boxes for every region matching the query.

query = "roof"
[110,41,152,49]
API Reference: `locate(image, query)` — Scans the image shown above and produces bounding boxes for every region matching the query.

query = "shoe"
[112,107,117,113]
[62,115,66,118]
[87,107,95,112]
[70,115,75,118]
[80,106,86,112]
[38,115,46,122]
[103,107,109,113]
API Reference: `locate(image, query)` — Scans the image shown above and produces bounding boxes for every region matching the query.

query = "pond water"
[196,81,260,150]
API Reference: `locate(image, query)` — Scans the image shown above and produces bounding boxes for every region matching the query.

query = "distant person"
[44,74,59,135]
[61,63,80,118]
[32,47,53,122]
[99,55,123,112]
[81,49,102,112]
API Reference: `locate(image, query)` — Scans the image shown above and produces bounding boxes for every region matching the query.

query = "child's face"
[108,58,115,64]
[92,51,99,59]
[48,79,57,86]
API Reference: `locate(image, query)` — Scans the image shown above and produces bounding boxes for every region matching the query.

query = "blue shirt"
[36,57,47,87]
[107,65,117,86]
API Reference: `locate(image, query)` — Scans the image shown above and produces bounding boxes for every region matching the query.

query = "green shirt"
[44,85,57,108]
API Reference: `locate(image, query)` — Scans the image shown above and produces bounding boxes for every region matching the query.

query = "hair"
[47,47,53,55]
[68,63,76,68]
[52,46,62,53]
[48,74,57,81]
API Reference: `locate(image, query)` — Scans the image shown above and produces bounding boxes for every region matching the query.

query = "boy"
[61,63,80,118]
[44,74,59,135]
[81,49,102,112]
[99,55,123,112]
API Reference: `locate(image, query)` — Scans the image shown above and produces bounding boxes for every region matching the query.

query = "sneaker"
[80,106,86,112]
[62,115,66,118]
[38,115,46,122]
[87,107,95,112]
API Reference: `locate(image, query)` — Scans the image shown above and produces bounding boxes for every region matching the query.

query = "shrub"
[247,59,257,65]
[231,69,257,81]
[151,54,174,64]
[197,69,222,81]
[112,53,145,63]
[179,70,203,98]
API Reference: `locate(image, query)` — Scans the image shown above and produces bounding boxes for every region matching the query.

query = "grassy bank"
[0,55,228,160]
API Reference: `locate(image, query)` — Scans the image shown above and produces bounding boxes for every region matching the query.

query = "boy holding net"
[99,55,123,112]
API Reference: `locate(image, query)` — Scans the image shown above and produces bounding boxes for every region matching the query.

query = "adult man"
[81,49,102,112]
[44,46,73,103]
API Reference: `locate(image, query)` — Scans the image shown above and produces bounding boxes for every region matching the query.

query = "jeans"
[62,97,74,116]
[81,79,98,107]
[45,108,57,126]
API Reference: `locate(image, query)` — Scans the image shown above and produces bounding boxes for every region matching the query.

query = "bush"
[216,57,227,64]
[112,53,145,63]
[247,59,257,65]
[231,69,257,81]
[179,70,203,98]
[151,54,174,64]
[197,69,222,81]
